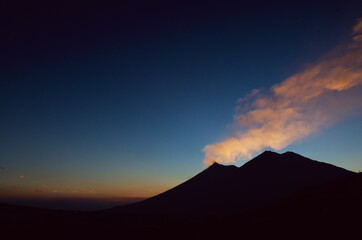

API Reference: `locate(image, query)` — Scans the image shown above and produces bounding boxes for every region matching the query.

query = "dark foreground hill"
[1,151,360,239]
[111,151,354,217]
[205,172,362,239]
[1,173,361,239]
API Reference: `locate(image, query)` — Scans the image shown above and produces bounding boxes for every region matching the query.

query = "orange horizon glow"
[0,182,173,201]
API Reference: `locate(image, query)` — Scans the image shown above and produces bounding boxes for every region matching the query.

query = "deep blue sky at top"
[1,0,361,198]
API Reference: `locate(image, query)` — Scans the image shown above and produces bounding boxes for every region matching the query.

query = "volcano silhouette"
[113,151,354,217]
[1,151,359,239]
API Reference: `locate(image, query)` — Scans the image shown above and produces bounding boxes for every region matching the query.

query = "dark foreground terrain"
[1,152,361,239]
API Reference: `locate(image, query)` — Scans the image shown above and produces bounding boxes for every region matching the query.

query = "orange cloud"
[203,18,362,165]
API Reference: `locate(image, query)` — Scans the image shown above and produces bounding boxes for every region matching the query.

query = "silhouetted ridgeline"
[1,151,360,239]
[111,151,354,216]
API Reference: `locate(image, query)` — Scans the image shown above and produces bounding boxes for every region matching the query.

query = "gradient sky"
[1,1,361,205]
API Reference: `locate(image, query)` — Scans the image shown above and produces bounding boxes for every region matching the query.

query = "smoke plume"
[203,19,362,165]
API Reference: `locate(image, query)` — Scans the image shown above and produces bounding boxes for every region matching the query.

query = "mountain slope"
[2,172,360,239]
[113,151,355,217]
[200,172,362,239]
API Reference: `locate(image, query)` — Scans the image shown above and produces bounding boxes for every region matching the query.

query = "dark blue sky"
[1,0,361,203]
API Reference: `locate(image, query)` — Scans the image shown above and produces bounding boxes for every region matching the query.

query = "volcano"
[1,151,359,239]
[113,151,354,217]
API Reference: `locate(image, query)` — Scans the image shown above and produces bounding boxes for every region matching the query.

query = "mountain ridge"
[112,151,354,217]
[1,151,359,239]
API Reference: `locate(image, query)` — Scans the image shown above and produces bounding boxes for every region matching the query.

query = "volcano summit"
[112,151,354,217]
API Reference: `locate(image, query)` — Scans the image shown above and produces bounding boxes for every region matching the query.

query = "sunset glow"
[1,2,361,210]
[203,19,362,165]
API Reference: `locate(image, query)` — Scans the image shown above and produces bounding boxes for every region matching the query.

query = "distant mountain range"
[112,151,354,217]
[1,151,360,239]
